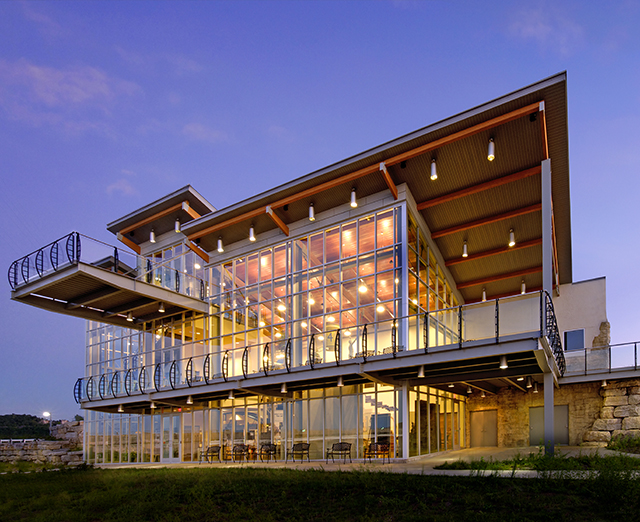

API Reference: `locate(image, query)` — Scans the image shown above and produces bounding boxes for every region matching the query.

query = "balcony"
[8,232,208,329]
[74,291,566,413]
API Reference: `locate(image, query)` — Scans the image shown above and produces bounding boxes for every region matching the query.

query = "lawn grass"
[1,465,640,521]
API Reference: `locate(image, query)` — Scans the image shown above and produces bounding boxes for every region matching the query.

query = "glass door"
[161,413,181,463]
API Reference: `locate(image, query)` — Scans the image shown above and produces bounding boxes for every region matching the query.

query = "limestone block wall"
[51,421,83,446]
[466,381,602,447]
[0,440,83,465]
[582,379,640,446]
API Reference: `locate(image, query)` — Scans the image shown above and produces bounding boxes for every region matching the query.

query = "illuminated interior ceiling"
[177,74,570,304]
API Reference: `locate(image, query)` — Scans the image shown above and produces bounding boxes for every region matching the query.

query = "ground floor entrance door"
[470,410,497,447]
[529,405,569,446]
[161,413,181,463]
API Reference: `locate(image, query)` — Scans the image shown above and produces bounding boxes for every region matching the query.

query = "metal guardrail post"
[423,313,428,353]
[495,298,499,343]
[458,305,462,349]
[392,319,397,357]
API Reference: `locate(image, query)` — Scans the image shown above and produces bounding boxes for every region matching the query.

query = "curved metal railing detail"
[203,354,211,384]
[110,371,119,397]
[309,335,316,369]
[262,343,270,376]
[169,361,177,390]
[153,364,161,392]
[186,358,193,387]
[98,374,107,400]
[362,325,368,361]
[285,339,292,373]
[334,329,341,366]
[73,378,82,404]
[544,291,566,376]
[124,369,133,396]
[139,366,147,394]
[391,319,397,358]
[86,376,94,402]
[242,347,249,379]
[222,351,229,382]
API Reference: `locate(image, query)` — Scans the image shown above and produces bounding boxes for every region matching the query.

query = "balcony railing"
[74,291,565,403]
[8,232,206,300]
[563,341,640,376]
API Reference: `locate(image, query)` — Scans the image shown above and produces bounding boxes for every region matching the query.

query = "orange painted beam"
[266,206,290,236]
[457,266,542,290]
[445,238,542,267]
[186,241,210,264]
[188,207,266,241]
[380,162,398,200]
[182,201,201,220]
[116,232,141,255]
[417,166,541,210]
[539,102,549,160]
[432,204,542,239]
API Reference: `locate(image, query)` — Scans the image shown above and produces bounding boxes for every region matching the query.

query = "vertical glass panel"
[183,411,192,462]
[408,214,418,249]
[260,250,272,281]
[309,233,324,267]
[357,253,375,277]
[274,244,287,278]
[358,276,375,306]
[153,413,161,462]
[359,215,375,253]
[377,209,394,248]
[234,258,246,288]
[341,221,357,258]
[409,390,418,457]
[309,397,323,458]
[247,404,258,446]
[325,284,340,313]
[293,237,308,272]
[325,396,340,445]
[376,390,396,457]
[342,394,358,454]
[325,227,340,264]
[341,256,357,281]
[247,254,259,286]
[143,416,151,462]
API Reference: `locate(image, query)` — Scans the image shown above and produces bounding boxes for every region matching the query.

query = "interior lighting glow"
[158,302,165,313]
[259,321,265,327]
[301,322,307,328]
[127,312,133,322]
[521,280,526,294]
[418,365,425,378]
[277,303,286,312]
[194,262,201,269]
[337,376,344,387]
[327,316,335,323]
[482,288,487,302]
[377,305,385,313]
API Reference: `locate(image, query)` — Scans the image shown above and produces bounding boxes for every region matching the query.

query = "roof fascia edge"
[184,73,567,235]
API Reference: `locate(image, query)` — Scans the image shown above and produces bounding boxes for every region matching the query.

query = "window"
[564,329,585,351]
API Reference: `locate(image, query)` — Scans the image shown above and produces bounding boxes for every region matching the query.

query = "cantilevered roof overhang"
[107,185,216,254]
[11,261,208,330]
[183,73,571,303]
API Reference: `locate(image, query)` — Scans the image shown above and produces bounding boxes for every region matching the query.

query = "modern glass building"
[12,73,633,465]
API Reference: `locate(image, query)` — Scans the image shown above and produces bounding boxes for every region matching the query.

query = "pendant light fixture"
[150,229,156,243]
[481,390,486,398]
[487,138,495,161]
[509,229,515,247]
[228,390,235,400]
[118,404,124,413]
[418,365,425,378]
[521,280,526,294]
[430,159,437,180]
[175,218,181,233]
[482,288,487,302]
[533,382,539,393]
[462,241,468,258]
[281,383,287,394]
[309,203,315,221]
[150,401,156,409]
[350,188,358,208]
[186,395,193,405]
[249,225,256,242]
[500,355,508,369]
[217,237,224,253]
[127,311,133,322]
[337,376,344,387]
[467,386,472,394]
[526,376,533,389]
[158,302,165,313]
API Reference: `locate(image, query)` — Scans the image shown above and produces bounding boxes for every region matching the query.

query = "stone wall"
[582,379,640,446]
[51,420,83,446]
[0,440,83,466]
[466,381,603,447]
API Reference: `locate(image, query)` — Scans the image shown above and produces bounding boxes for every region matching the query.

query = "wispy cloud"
[167,54,204,75]
[267,124,295,144]
[107,177,137,197]
[508,4,585,57]
[182,123,228,144]
[21,1,63,38]
[114,46,204,76]
[0,58,141,130]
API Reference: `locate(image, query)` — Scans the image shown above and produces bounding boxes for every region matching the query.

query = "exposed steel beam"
[431,204,542,239]
[417,166,541,211]
[445,238,542,267]
[457,266,542,290]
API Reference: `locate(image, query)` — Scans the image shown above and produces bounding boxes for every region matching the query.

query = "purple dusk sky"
[1,1,639,420]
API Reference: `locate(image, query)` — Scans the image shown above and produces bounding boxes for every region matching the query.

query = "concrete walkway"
[98,446,638,478]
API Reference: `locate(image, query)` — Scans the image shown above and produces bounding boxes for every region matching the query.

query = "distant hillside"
[0,414,52,439]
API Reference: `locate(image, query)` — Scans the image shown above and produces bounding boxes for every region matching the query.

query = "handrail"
[8,231,207,302]
[75,291,578,401]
